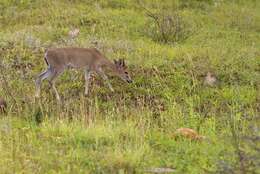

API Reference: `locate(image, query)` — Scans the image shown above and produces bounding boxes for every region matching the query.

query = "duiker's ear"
[118,59,123,66]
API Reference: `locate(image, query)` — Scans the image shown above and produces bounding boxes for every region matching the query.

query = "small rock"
[204,72,217,87]
[68,28,80,39]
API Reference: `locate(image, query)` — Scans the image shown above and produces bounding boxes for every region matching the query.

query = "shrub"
[143,8,196,43]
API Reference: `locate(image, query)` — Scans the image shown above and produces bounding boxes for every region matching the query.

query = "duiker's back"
[46,47,103,69]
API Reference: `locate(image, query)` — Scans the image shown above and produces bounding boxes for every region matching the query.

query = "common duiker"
[35,47,132,101]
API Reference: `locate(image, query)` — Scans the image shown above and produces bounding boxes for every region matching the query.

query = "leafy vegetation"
[0,0,259,173]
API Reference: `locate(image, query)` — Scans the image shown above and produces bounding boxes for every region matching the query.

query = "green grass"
[0,0,259,173]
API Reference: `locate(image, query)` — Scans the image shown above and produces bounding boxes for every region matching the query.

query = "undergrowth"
[0,0,259,173]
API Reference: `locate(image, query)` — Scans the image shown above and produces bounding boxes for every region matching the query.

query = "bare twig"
[136,0,169,43]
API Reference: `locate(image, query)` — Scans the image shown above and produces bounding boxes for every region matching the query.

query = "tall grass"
[0,0,259,173]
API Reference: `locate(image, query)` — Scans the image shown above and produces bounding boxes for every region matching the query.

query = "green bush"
[144,10,197,43]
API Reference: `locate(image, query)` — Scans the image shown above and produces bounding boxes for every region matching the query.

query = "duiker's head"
[113,59,132,83]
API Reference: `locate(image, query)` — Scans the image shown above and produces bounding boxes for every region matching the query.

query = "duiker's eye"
[125,72,128,74]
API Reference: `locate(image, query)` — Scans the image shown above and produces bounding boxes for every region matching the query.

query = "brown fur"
[35,47,132,101]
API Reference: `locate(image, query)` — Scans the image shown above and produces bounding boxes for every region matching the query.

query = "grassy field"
[0,0,259,173]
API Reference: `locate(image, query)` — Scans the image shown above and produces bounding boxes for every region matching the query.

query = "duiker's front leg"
[51,81,61,101]
[97,68,114,92]
[84,69,91,96]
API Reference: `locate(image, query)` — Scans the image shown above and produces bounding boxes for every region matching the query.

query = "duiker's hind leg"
[48,70,63,102]
[35,68,52,98]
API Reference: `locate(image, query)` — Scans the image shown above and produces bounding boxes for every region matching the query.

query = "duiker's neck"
[101,58,117,72]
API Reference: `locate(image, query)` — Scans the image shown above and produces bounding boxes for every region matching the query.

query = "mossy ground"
[0,0,259,173]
